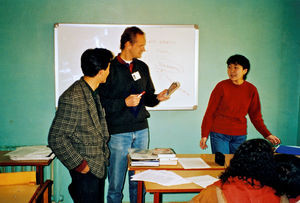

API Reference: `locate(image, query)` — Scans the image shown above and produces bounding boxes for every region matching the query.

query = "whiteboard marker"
[138,91,146,98]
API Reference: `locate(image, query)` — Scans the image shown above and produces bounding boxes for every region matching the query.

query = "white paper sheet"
[185,175,219,188]
[5,145,54,160]
[178,158,211,169]
[131,170,191,186]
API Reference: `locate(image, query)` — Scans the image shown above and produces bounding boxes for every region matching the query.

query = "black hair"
[273,154,300,198]
[226,54,250,80]
[120,26,144,50]
[81,48,113,77]
[219,139,277,188]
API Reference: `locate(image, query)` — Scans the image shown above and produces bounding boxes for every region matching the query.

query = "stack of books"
[128,149,159,166]
[152,148,178,165]
[128,148,178,166]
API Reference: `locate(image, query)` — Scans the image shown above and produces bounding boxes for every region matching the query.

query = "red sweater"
[191,177,282,202]
[217,177,280,202]
[201,79,271,138]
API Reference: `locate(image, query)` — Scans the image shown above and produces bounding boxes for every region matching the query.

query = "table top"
[0,151,54,166]
[142,169,223,193]
[128,154,233,171]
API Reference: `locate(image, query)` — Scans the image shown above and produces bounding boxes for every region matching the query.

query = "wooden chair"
[0,171,53,203]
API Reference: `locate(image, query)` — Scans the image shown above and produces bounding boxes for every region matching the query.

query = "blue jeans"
[107,128,149,203]
[210,132,247,154]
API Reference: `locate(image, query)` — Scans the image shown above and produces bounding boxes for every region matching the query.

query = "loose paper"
[178,158,211,169]
[186,175,219,188]
[131,170,191,186]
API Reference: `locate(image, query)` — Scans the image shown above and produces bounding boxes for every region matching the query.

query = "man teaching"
[99,26,169,203]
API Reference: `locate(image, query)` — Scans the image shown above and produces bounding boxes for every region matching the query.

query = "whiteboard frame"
[54,23,199,110]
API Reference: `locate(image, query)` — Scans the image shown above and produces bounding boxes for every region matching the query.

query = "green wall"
[0,0,299,202]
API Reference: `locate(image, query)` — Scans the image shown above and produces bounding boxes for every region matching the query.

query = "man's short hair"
[81,48,113,77]
[120,26,144,50]
[226,54,250,80]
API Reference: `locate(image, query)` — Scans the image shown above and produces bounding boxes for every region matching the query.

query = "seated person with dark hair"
[190,139,287,203]
[273,154,300,203]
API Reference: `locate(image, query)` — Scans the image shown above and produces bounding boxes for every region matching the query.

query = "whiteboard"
[54,24,199,110]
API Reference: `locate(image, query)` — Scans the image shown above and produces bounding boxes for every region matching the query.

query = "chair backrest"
[0,171,36,186]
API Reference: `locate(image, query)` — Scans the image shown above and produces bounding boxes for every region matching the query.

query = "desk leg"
[36,166,44,184]
[153,192,162,203]
[137,181,143,203]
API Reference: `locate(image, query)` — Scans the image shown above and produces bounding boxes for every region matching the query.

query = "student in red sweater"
[200,54,280,154]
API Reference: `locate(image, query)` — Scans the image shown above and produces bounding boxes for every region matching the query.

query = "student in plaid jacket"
[48,48,113,203]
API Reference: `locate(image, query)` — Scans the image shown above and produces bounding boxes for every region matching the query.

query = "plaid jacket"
[48,78,110,179]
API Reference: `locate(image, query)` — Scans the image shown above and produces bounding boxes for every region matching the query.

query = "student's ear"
[125,41,132,49]
[96,69,105,82]
[243,68,248,74]
[98,69,105,76]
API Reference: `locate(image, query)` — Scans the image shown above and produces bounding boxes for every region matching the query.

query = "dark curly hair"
[219,139,277,188]
[273,154,300,198]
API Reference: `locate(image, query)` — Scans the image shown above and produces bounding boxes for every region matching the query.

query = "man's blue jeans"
[107,128,149,203]
[210,132,247,154]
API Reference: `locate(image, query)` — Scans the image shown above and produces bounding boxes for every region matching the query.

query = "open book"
[128,149,158,160]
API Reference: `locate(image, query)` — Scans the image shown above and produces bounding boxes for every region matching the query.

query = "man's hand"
[157,89,169,101]
[200,137,208,149]
[125,94,141,107]
[81,164,90,174]
[266,134,281,145]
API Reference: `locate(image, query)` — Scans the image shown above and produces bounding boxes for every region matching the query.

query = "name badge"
[132,71,141,81]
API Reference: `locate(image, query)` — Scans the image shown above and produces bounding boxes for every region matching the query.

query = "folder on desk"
[275,145,300,155]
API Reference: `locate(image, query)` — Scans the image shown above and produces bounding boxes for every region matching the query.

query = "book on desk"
[128,148,177,166]
[159,157,178,165]
[153,148,178,165]
[152,148,176,158]
[275,145,300,155]
[130,159,160,167]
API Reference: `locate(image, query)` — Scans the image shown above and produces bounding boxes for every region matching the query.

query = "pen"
[47,152,54,157]
[138,91,146,98]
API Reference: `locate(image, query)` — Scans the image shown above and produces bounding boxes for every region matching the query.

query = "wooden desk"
[0,151,54,184]
[142,170,223,203]
[128,154,232,203]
